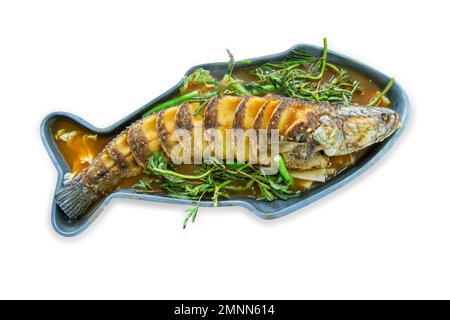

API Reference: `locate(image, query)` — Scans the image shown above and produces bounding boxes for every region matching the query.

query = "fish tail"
[54,174,98,220]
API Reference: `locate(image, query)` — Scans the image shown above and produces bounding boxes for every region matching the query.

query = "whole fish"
[55,95,401,219]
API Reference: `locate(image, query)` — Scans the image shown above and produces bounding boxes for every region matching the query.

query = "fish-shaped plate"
[41,44,410,237]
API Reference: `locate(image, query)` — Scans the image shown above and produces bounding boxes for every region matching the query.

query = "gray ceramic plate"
[41,44,410,237]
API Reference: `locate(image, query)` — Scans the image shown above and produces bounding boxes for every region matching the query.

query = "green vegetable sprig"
[179,67,219,94]
[368,77,395,106]
[142,90,219,118]
[274,155,293,186]
[135,151,299,228]
[143,38,396,117]
[249,38,361,103]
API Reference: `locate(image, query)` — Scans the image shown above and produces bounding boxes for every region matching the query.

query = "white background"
[1,0,449,299]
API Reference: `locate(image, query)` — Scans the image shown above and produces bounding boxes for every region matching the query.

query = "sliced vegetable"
[296,179,314,190]
[289,168,336,183]
[54,129,79,142]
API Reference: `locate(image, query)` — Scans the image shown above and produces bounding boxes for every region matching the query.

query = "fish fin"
[54,175,98,220]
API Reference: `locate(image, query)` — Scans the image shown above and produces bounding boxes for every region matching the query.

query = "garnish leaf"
[180,68,218,94]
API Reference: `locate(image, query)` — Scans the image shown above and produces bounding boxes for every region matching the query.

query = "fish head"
[313,106,401,156]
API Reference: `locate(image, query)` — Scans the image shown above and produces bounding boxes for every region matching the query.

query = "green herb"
[284,68,360,104]
[221,49,253,96]
[193,99,210,116]
[212,38,362,104]
[179,68,218,94]
[294,37,328,81]
[237,59,253,65]
[368,77,395,106]
[143,38,393,117]
[143,89,220,118]
[135,151,299,228]
[221,74,253,96]
[142,90,201,117]
[143,38,365,117]
[247,38,361,103]
[142,67,220,118]
[183,195,203,229]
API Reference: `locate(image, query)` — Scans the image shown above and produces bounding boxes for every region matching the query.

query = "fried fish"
[55,95,401,219]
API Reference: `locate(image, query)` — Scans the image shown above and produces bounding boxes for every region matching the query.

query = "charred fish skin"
[55,128,142,219]
[54,95,402,220]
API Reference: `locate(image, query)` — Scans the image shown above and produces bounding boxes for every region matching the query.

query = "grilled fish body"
[55,95,401,219]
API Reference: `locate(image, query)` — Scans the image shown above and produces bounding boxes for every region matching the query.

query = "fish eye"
[381,113,391,123]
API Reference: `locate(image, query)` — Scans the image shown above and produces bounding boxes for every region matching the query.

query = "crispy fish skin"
[127,119,152,168]
[83,128,139,194]
[55,95,401,219]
